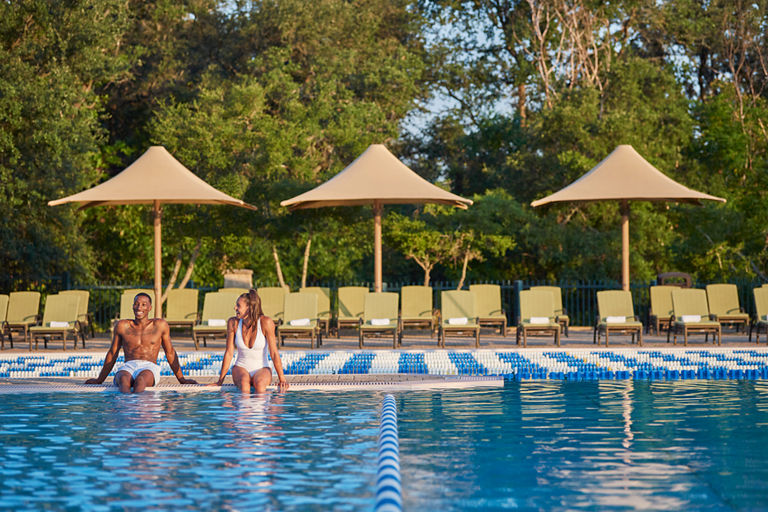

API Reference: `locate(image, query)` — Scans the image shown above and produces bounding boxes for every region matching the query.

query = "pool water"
[1,382,768,511]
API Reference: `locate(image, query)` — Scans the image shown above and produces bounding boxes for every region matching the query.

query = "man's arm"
[160,320,197,385]
[85,323,123,384]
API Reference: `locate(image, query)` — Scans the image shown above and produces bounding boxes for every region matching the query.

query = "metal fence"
[2,277,763,333]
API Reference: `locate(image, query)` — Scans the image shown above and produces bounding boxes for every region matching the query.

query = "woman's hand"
[276,378,289,391]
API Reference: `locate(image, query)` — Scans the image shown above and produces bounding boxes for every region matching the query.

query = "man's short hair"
[134,292,152,305]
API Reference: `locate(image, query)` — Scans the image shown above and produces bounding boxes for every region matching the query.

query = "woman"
[213,289,289,392]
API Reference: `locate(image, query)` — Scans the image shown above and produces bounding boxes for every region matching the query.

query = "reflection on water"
[0,391,380,511]
[399,380,768,511]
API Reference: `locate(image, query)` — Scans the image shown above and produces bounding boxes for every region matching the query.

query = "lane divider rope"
[374,394,402,512]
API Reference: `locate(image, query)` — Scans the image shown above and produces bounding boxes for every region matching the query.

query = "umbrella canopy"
[281,144,473,291]
[531,145,725,290]
[50,146,257,317]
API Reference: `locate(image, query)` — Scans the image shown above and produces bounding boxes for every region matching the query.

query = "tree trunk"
[517,82,526,125]
[272,245,286,288]
[423,266,431,287]
[177,240,202,290]
[161,254,183,305]
[301,237,312,288]
[456,250,470,290]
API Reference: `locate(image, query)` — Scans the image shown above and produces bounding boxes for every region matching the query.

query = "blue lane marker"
[447,352,488,375]
[375,394,401,512]
[339,352,376,374]
[397,352,426,374]
[283,353,330,375]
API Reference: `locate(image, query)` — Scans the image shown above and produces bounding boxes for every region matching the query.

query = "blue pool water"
[2,382,768,510]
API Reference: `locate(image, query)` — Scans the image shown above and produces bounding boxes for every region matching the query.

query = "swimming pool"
[2,382,767,510]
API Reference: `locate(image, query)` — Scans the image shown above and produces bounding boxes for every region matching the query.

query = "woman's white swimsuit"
[234,318,270,376]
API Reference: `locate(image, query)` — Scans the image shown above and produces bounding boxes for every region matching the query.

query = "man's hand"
[84,378,102,385]
[178,377,198,385]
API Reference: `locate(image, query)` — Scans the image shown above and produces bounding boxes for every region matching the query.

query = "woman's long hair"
[239,289,263,327]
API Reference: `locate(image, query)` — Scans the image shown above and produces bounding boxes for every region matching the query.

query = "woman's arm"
[211,317,238,386]
[262,316,289,390]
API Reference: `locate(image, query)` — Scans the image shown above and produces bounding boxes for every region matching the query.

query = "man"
[86,292,197,393]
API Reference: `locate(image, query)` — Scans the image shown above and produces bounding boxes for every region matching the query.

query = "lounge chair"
[257,287,287,324]
[59,290,93,341]
[219,287,249,295]
[192,291,238,350]
[669,288,721,346]
[278,292,321,348]
[706,284,749,333]
[359,292,400,348]
[751,287,768,343]
[3,291,41,346]
[29,294,81,350]
[649,285,675,335]
[300,286,331,336]
[0,294,8,348]
[337,286,369,336]
[399,285,435,338]
[594,290,643,346]
[530,286,569,336]
[439,290,480,348]
[469,284,507,336]
[516,289,560,347]
[165,288,199,332]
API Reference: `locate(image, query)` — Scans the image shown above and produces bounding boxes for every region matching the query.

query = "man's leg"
[132,369,156,393]
[115,371,133,394]
[231,365,251,393]
[252,367,272,393]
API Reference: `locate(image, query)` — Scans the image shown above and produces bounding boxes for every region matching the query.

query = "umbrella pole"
[373,201,383,293]
[621,200,630,291]
[153,200,163,318]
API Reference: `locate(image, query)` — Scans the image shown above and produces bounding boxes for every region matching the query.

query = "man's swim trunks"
[113,360,161,386]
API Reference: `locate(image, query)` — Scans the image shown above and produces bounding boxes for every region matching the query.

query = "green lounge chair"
[649,285,675,335]
[258,287,287,324]
[29,294,81,350]
[192,291,238,350]
[0,294,8,348]
[517,289,560,347]
[278,292,321,348]
[706,283,749,333]
[337,286,369,336]
[530,286,569,336]
[399,285,435,338]
[219,287,249,295]
[439,290,480,348]
[3,291,41,346]
[300,286,331,336]
[165,288,199,332]
[594,290,643,346]
[469,284,507,336]
[670,288,721,346]
[359,292,400,348]
[751,287,768,343]
[59,290,93,341]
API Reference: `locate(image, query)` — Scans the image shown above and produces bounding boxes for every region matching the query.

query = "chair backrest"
[283,292,318,325]
[363,293,399,323]
[119,290,154,320]
[338,286,369,319]
[469,284,503,317]
[6,291,41,324]
[299,287,331,320]
[671,288,710,317]
[529,286,564,316]
[519,290,555,321]
[441,290,475,323]
[705,283,742,316]
[400,286,432,319]
[258,287,287,321]
[41,294,80,325]
[0,294,8,323]
[200,292,237,323]
[166,288,199,322]
[597,290,635,319]
[649,285,675,317]
[59,290,89,322]
[219,287,249,295]
[754,287,768,320]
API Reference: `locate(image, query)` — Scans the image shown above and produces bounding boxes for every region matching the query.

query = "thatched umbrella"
[531,145,725,290]
[281,144,472,292]
[49,146,257,317]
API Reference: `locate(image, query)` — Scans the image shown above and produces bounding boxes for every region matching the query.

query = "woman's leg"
[231,365,252,392]
[252,367,272,393]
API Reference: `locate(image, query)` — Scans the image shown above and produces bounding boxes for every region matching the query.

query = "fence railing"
[2,277,764,333]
